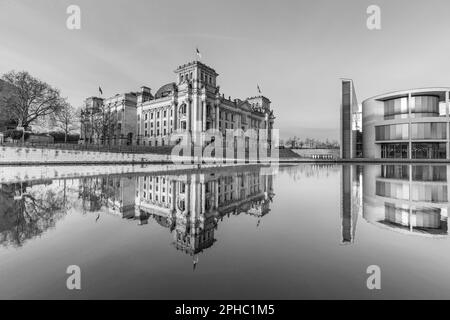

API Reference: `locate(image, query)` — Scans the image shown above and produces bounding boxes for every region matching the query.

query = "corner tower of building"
[340,79,362,159]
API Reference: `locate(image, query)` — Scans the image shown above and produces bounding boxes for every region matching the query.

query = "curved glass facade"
[381,143,408,158]
[384,95,439,120]
[376,180,448,202]
[384,97,408,119]
[411,142,446,159]
[376,122,447,158]
[379,165,447,181]
[411,96,440,118]
[380,142,446,159]
[376,124,408,141]
[411,122,446,140]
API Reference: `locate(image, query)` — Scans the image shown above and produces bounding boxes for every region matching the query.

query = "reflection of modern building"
[341,164,450,239]
[341,81,450,159]
[340,165,361,244]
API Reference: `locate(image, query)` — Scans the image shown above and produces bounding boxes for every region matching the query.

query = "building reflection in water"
[342,164,450,242]
[78,166,275,267]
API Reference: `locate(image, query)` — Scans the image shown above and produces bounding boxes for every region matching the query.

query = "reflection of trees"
[0,182,67,247]
[281,164,339,181]
[78,176,120,213]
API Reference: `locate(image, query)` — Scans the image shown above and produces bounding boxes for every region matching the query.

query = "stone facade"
[80,93,137,145]
[81,60,275,147]
[137,61,274,147]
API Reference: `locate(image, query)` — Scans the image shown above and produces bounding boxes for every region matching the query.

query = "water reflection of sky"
[1,164,450,299]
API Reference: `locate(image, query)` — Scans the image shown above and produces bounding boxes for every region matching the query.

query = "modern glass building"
[341,82,450,159]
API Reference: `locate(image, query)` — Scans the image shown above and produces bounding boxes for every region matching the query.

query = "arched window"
[181,75,184,82]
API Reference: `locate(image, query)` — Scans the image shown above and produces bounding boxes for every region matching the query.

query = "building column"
[173,103,178,130]
[201,182,206,214]
[186,179,191,215]
[408,93,412,160]
[202,101,206,131]
[153,110,157,144]
[446,91,450,160]
[171,180,176,212]
[215,105,220,129]
[214,180,219,209]
[187,100,191,133]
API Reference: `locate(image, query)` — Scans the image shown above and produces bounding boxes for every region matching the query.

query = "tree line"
[281,136,339,149]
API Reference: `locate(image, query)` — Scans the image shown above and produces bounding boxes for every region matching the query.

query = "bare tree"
[51,101,78,142]
[91,104,116,145]
[1,71,65,130]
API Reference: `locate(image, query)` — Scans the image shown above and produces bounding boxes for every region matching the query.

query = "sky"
[1,0,450,140]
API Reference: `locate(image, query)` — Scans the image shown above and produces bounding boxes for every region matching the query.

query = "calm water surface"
[1,163,450,299]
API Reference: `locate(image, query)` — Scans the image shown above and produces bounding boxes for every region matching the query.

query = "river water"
[1,163,449,299]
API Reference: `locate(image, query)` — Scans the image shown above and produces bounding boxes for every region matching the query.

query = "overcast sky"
[1,0,450,140]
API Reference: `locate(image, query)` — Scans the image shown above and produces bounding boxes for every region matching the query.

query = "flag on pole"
[99,86,103,95]
[257,85,262,94]
[196,47,202,60]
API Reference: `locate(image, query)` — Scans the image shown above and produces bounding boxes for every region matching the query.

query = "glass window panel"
[424,123,431,139]
[418,123,424,139]
[431,123,437,139]
[403,124,409,139]
[412,123,418,139]
[440,123,446,139]
[401,98,408,114]
[416,96,423,113]
[394,99,400,115]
